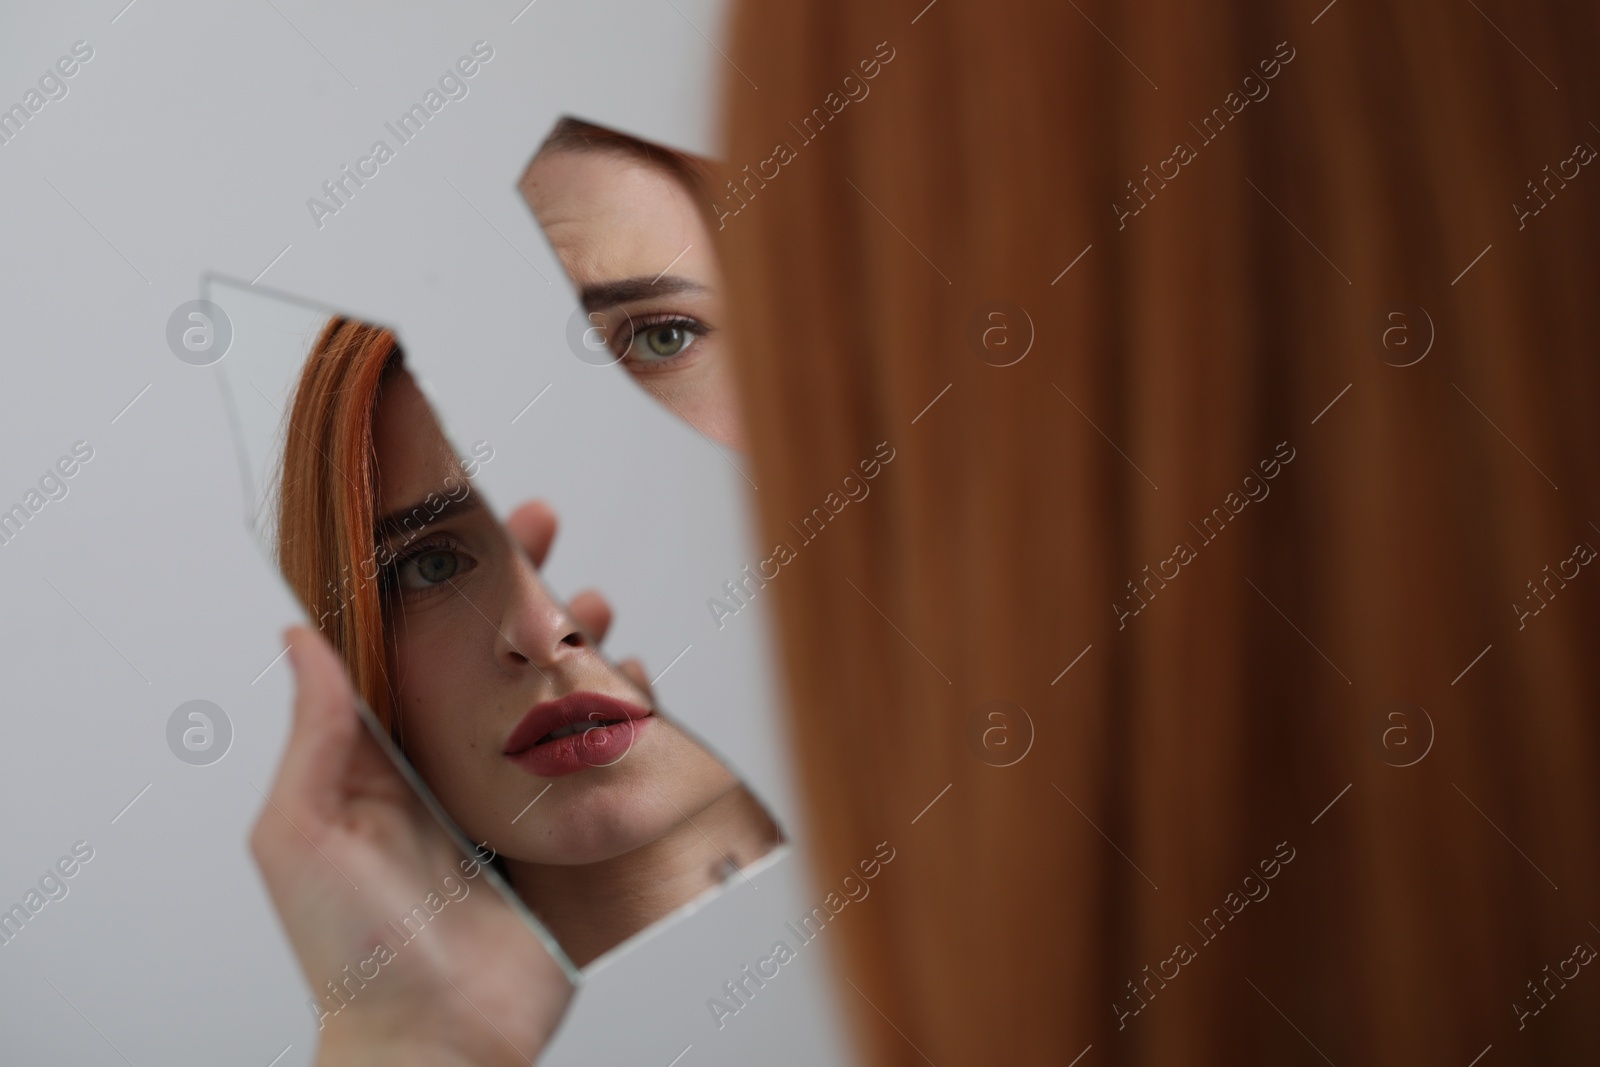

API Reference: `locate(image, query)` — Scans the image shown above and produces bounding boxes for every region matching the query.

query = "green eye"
[417,552,457,582]
[644,324,689,357]
[399,550,460,590]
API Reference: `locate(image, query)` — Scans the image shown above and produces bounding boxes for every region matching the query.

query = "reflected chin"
[501,785,695,866]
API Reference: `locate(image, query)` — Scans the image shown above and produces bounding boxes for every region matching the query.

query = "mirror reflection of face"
[520,141,742,449]
[270,316,780,968]
[368,373,777,962]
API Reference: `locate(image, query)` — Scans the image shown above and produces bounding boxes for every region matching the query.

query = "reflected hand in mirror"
[520,118,742,448]
[230,305,782,983]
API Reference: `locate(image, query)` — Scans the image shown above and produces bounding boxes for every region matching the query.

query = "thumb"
[506,500,559,569]
[617,657,653,702]
[268,625,363,826]
[567,589,613,645]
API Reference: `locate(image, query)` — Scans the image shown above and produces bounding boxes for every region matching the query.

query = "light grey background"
[0,2,852,1064]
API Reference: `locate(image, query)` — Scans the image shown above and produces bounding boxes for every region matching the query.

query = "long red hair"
[719,1,1600,1063]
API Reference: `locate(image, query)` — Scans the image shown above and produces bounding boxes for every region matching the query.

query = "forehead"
[520,149,716,285]
[372,371,459,515]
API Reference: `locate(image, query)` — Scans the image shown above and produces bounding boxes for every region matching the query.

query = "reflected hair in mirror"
[276,317,405,732]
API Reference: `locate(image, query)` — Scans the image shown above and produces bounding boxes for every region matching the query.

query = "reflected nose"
[496,545,588,671]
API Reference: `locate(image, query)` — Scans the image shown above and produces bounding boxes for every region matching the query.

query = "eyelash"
[617,313,711,367]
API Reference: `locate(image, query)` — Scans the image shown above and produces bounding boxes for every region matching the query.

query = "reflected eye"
[389,544,474,592]
[643,324,692,358]
[616,314,708,366]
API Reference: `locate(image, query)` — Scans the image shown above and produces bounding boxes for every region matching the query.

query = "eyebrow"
[580,274,704,312]
[373,490,485,544]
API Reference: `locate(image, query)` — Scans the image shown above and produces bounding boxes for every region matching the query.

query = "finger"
[567,589,613,644]
[264,625,362,828]
[506,500,559,570]
[618,657,653,702]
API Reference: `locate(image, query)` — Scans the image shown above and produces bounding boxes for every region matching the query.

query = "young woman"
[268,317,780,974]
[260,0,1600,1060]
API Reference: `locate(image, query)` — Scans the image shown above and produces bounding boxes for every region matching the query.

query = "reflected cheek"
[652,719,740,794]
[388,643,503,832]
[699,386,744,450]
[387,615,486,747]
[634,360,742,449]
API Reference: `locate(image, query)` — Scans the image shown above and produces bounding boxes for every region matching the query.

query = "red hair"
[276,317,404,733]
[719,0,1600,1063]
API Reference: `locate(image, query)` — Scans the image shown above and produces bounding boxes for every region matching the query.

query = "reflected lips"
[503,692,652,777]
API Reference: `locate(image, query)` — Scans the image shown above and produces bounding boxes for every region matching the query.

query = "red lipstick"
[503,692,652,777]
